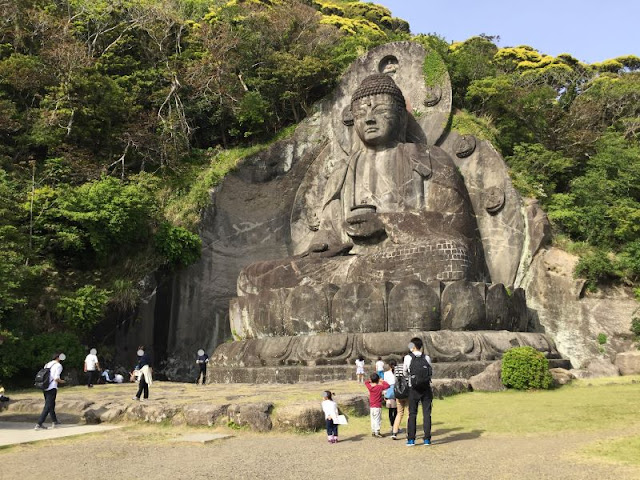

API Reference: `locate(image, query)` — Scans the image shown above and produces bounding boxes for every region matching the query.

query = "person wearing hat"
[84,348,101,388]
[195,349,209,385]
[35,352,66,430]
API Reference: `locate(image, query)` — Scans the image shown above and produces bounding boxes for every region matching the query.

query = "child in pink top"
[365,373,389,437]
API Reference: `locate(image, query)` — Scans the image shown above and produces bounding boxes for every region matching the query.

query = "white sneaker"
[34,424,48,431]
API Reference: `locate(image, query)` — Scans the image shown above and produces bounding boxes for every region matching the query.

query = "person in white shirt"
[355,356,365,383]
[375,357,385,378]
[321,391,340,444]
[383,360,398,434]
[35,352,66,430]
[403,337,433,446]
[84,348,100,388]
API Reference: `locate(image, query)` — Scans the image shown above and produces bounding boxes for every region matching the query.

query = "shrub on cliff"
[501,346,553,390]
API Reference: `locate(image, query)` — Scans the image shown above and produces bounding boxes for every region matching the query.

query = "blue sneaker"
[424,439,431,445]
[406,439,415,446]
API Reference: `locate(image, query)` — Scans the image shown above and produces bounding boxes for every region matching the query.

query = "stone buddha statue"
[238,74,487,296]
[209,43,559,383]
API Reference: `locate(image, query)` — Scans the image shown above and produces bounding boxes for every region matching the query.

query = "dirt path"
[2,422,638,480]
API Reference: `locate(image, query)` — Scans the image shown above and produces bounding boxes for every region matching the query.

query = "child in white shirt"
[321,391,340,443]
[355,356,365,383]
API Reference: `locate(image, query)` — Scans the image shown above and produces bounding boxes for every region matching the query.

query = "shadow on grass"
[434,429,484,445]
[342,433,366,442]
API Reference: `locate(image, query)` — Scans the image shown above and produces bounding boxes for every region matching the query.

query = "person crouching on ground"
[404,337,433,446]
[365,373,389,437]
[322,391,340,444]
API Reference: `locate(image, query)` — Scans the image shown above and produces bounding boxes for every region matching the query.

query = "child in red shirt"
[365,372,390,437]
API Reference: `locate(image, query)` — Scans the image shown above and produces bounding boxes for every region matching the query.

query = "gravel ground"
[2,422,639,480]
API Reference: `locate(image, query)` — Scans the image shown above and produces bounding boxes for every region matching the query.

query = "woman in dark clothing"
[132,346,152,401]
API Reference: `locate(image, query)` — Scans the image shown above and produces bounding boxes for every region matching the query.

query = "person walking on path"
[355,356,365,383]
[321,391,340,444]
[383,360,398,434]
[84,348,100,388]
[404,337,433,446]
[132,346,152,401]
[195,349,209,385]
[35,353,66,430]
[365,373,389,438]
[391,359,408,440]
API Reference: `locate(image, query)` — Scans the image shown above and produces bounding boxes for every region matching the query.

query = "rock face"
[524,248,638,369]
[113,42,636,383]
[615,351,640,375]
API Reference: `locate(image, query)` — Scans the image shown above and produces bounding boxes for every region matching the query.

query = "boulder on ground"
[125,404,180,423]
[227,402,273,432]
[83,407,108,424]
[615,351,640,375]
[583,358,620,378]
[432,378,472,397]
[273,402,325,431]
[469,362,504,392]
[182,403,229,427]
[549,368,574,386]
[335,394,369,416]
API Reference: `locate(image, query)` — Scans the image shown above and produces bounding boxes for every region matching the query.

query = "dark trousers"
[325,418,338,436]
[388,407,397,428]
[86,370,98,386]
[197,365,207,384]
[407,387,433,441]
[37,388,58,425]
[136,376,149,399]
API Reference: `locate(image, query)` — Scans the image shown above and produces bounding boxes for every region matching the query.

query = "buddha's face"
[352,94,404,147]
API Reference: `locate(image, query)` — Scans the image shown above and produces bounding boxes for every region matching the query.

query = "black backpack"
[34,366,51,390]
[409,353,432,390]
[394,375,409,399]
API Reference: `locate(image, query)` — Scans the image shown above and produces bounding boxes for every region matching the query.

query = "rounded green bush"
[501,346,553,390]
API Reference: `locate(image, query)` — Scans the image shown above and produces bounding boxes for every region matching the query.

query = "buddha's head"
[351,74,407,147]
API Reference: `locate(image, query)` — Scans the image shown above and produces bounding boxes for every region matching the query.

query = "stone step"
[209,359,571,384]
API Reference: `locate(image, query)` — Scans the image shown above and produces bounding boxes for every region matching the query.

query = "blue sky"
[373,0,639,63]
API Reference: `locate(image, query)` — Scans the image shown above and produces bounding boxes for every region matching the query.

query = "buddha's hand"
[344,211,386,240]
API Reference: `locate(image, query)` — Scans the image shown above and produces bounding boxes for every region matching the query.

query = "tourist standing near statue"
[321,391,340,444]
[383,360,398,434]
[35,352,66,430]
[132,346,152,401]
[375,357,385,379]
[404,337,433,446]
[84,348,100,388]
[355,356,365,383]
[391,359,408,440]
[195,349,209,385]
[365,373,389,438]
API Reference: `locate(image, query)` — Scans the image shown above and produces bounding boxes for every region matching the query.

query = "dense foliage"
[0,0,638,383]
[0,0,408,383]
[501,346,554,390]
